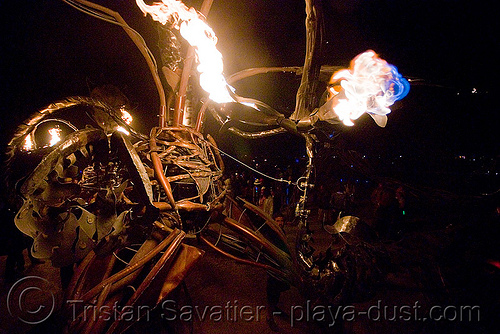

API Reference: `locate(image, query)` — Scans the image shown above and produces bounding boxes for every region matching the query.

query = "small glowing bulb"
[23,135,34,151]
[48,127,62,147]
[120,107,133,125]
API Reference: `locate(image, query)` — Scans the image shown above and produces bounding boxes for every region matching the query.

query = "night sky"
[0,0,498,160]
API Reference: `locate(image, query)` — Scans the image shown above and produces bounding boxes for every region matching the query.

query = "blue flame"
[385,65,410,103]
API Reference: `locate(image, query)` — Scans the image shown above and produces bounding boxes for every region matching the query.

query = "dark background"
[0,0,498,190]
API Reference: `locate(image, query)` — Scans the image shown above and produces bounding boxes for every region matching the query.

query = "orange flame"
[48,127,62,146]
[120,107,133,125]
[323,50,409,127]
[23,135,34,151]
[136,0,234,103]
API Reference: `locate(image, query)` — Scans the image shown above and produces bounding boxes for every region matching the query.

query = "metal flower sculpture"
[5,0,409,332]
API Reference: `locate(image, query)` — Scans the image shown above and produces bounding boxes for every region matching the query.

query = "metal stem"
[291,0,323,120]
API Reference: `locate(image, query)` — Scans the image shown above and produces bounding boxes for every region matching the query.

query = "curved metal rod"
[8,98,88,154]
[19,128,106,198]
[64,250,97,301]
[106,230,186,334]
[227,66,303,85]
[194,100,209,132]
[151,151,177,208]
[238,197,288,246]
[9,97,148,156]
[82,282,112,334]
[79,229,182,304]
[63,0,168,127]
[149,128,177,208]
[221,216,292,271]
[230,126,289,139]
[206,134,224,172]
[154,201,208,212]
[199,235,285,278]
[228,92,284,118]
[206,106,288,138]
[174,0,215,126]
[227,65,343,86]
[33,117,79,131]
[24,117,79,150]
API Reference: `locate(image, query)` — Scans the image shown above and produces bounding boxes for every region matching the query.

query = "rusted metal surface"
[291,0,324,120]
[105,230,186,334]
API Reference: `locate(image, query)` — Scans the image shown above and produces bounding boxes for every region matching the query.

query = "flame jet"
[137,2,409,131]
[317,50,410,127]
[136,0,234,104]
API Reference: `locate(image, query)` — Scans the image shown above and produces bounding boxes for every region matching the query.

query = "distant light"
[471,88,477,94]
